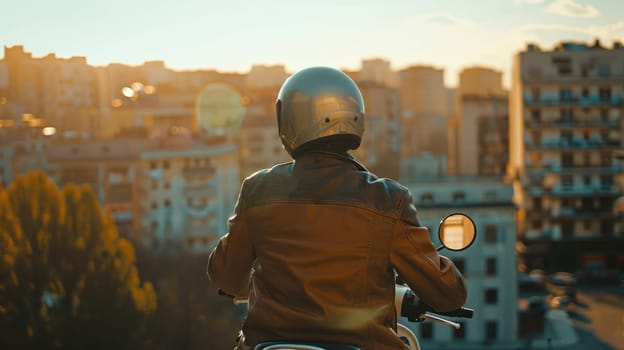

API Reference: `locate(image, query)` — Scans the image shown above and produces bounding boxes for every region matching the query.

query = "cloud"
[514,0,545,4]
[546,0,601,18]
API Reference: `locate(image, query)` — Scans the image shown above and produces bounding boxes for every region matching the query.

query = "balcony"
[182,164,216,177]
[551,185,621,197]
[522,74,624,85]
[552,206,614,219]
[525,138,622,151]
[525,118,621,129]
[523,96,624,107]
[182,179,219,196]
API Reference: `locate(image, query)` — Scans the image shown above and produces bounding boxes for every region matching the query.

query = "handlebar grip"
[435,307,474,318]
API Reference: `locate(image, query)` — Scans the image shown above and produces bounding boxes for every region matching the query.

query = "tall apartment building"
[360,58,397,87]
[135,139,239,253]
[449,67,509,177]
[236,65,290,180]
[353,80,401,179]
[46,135,240,253]
[509,40,624,273]
[404,177,519,348]
[398,65,455,180]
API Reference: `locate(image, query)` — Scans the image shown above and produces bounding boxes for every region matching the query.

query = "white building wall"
[401,178,519,348]
[139,143,239,253]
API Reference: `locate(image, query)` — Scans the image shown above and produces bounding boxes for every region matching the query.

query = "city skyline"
[1,0,623,87]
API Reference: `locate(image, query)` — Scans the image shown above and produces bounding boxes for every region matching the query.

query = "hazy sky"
[1,0,623,87]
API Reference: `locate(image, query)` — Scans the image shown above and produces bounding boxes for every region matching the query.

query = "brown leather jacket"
[208,152,467,350]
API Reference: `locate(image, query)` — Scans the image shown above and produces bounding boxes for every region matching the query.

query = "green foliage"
[0,172,156,349]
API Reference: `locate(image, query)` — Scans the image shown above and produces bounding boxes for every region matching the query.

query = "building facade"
[404,177,519,349]
[509,40,624,274]
[450,67,509,177]
[398,65,455,180]
[45,135,239,253]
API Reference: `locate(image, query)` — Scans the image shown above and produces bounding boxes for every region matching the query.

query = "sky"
[1,0,623,87]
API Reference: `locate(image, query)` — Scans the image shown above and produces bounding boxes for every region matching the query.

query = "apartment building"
[46,135,239,253]
[236,65,290,179]
[135,138,239,253]
[509,40,624,273]
[398,65,455,180]
[353,80,401,179]
[404,177,519,349]
[450,67,509,177]
[2,45,97,135]
[0,122,53,187]
[360,58,398,87]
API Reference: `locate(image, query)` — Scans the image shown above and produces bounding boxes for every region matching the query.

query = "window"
[486,258,497,277]
[560,108,573,121]
[151,202,158,210]
[561,131,573,143]
[163,160,170,169]
[453,322,466,339]
[559,88,573,101]
[150,161,158,169]
[561,153,573,167]
[485,288,498,304]
[485,321,498,340]
[601,175,613,189]
[452,191,466,203]
[599,88,611,102]
[601,152,612,166]
[553,56,572,75]
[532,197,542,210]
[485,225,497,244]
[597,65,611,77]
[420,193,433,204]
[164,199,171,207]
[583,176,591,187]
[561,175,573,189]
[420,322,433,339]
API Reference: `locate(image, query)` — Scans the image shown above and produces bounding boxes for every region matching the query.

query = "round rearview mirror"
[438,213,476,251]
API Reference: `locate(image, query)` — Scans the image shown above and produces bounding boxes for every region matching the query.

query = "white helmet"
[276,66,365,156]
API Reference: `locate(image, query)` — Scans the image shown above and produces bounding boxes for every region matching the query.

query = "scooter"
[223,213,477,350]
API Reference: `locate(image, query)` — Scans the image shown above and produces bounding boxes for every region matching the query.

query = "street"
[562,285,624,350]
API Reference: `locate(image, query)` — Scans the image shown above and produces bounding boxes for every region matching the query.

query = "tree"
[0,172,156,349]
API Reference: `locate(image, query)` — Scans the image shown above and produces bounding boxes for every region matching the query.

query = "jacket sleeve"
[390,192,467,312]
[207,181,255,297]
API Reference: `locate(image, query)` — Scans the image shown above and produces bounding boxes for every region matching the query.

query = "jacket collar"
[295,151,368,172]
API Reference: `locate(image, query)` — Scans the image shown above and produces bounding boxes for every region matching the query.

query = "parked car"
[549,272,577,287]
[547,272,578,301]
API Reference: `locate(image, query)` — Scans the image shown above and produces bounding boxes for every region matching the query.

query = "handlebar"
[434,307,474,319]
[399,288,473,321]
